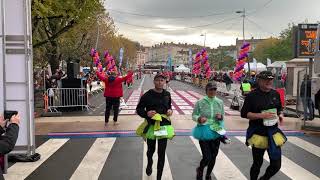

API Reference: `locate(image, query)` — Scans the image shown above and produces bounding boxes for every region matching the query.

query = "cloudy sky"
[104,0,320,48]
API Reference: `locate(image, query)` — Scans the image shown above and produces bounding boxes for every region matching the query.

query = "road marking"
[235,136,320,180]
[139,75,146,90]
[142,141,173,180]
[5,139,69,180]
[190,137,247,180]
[120,110,136,115]
[70,138,116,180]
[287,137,320,157]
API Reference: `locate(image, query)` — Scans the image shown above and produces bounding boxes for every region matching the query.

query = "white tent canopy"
[174,64,190,73]
[244,62,267,72]
[267,61,287,69]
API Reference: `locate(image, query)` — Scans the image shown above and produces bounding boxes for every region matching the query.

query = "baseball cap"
[257,71,274,80]
[154,73,166,80]
[205,82,217,90]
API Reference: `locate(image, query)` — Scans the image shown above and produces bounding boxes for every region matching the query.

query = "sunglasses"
[208,88,217,91]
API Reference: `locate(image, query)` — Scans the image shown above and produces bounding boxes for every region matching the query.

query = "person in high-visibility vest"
[241,79,251,96]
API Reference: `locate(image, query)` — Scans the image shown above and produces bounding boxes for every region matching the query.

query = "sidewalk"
[35,114,313,135]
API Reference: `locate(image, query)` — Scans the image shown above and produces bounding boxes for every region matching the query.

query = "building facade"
[135,48,149,66]
[214,45,237,59]
[235,37,267,55]
[146,43,202,69]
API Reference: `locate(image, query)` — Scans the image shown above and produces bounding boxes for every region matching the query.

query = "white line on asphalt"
[142,141,173,180]
[190,136,247,180]
[287,137,320,157]
[139,75,146,90]
[5,139,69,180]
[235,136,320,180]
[70,138,116,180]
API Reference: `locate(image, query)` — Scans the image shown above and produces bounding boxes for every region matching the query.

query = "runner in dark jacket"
[136,73,174,180]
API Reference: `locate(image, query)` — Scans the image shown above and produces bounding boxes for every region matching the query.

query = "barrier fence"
[46,88,89,112]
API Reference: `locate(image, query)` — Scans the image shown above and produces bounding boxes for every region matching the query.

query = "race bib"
[263,118,278,126]
[154,126,168,136]
[262,108,278,126]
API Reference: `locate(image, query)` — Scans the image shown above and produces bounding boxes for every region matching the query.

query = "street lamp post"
[236,8,250,74]
[200,33,206,48]
[95,15,104,49]
[95,24,100,49]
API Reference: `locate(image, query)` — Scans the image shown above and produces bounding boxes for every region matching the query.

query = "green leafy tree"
[253,24,294,63]
[32,0,105,71]
[208,50,235,70]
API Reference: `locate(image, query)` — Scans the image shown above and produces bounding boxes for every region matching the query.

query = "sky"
[104,0,320,48]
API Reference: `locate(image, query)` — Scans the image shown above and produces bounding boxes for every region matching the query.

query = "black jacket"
[136,89,172,126]
[300,79,312,98]
[223,74,233,85]
[0,123,19,155]
[315,89,320,109]
[241,88,282,135]
[0,123,19,179]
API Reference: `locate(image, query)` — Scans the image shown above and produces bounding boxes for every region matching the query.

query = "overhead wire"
[107,0,273,20]
[107,8,233,19]
[245,17,277,37]
[247,0,273,16]
[113,16,240,30]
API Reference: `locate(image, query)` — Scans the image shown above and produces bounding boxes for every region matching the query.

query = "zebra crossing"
[5,135,320,180]
[119,89,240,116]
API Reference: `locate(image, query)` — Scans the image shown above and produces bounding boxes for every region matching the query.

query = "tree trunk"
[48,40,59,73]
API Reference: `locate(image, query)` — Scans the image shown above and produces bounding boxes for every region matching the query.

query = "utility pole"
[95,24,100,50]
[201,33,206,48]
[236,8,250,74]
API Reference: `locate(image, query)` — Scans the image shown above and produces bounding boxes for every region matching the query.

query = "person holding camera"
[0,114,20,179]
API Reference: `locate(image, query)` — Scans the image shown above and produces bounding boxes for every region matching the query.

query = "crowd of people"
[132,70,286,180]
[30,65,317,180]
[5,67,308,180]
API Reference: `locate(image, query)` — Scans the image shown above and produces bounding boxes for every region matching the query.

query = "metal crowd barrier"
[46,88,89,112]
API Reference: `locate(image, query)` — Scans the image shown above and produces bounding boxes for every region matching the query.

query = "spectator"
[223,72,233,91]
[0,114,20,179]
[97,70,133,126]
[315,89,320,117]
[300,75,314,120]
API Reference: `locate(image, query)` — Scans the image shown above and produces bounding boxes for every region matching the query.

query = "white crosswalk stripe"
[5,139,69,180]
[142,141,173,180]
[190,137,247,180]
[236,136,320,180]
[6,136,320,180]
[70,138,116,180]
[287,136,320,157]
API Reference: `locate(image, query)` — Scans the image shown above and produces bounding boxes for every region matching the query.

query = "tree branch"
[33,20,76,48]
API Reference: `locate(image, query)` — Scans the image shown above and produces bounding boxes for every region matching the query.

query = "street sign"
[296,24,319,58]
